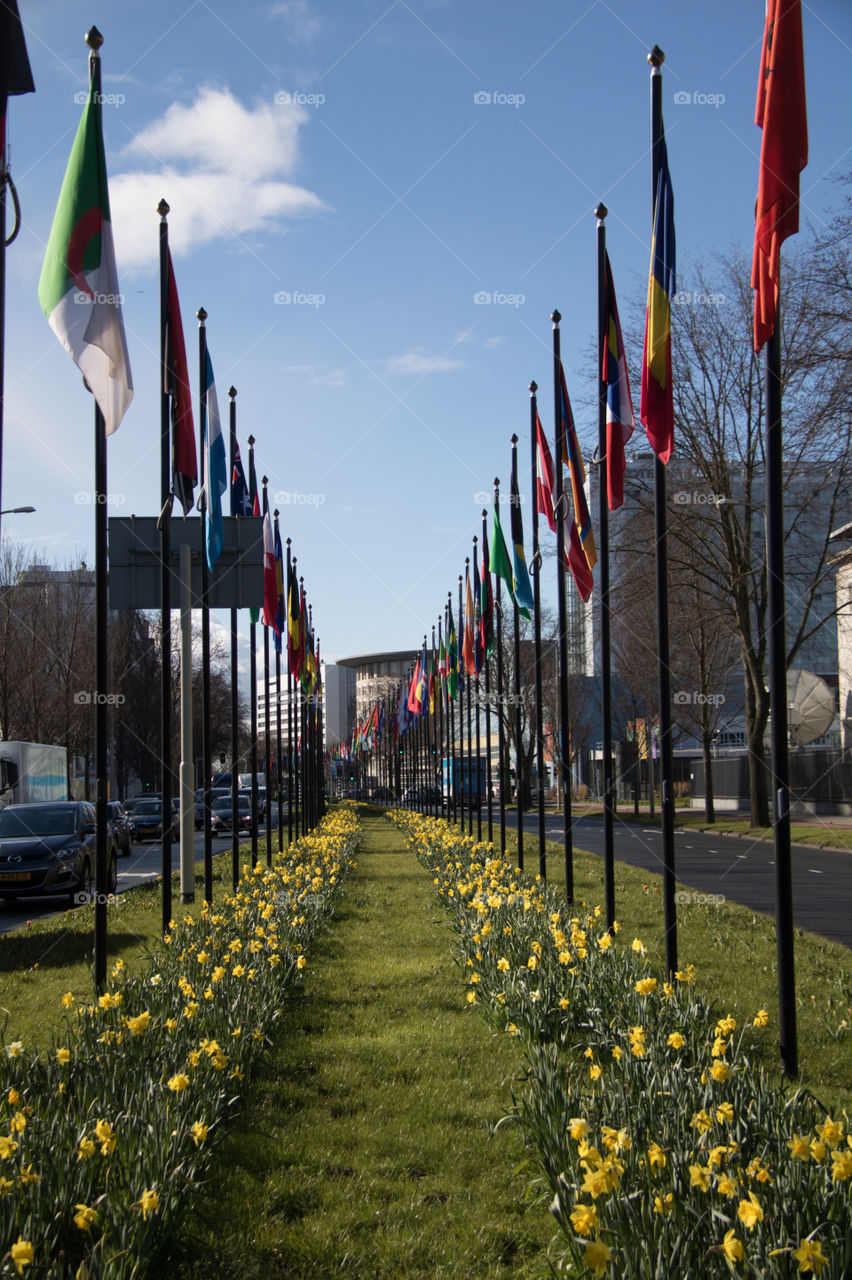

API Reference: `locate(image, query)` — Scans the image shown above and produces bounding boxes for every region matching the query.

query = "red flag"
[165,251,197,515]
[534,412,557,533]
[751,0,807,351]
[568,523,593,603]
[261,504,278,631]
[407,656,422,714]
[462,567,476,677]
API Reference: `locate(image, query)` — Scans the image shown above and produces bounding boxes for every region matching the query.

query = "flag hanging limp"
[751,0,808,352]
[640,131,676,465]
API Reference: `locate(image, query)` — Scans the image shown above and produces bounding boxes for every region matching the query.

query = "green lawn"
[175,812,555,1279]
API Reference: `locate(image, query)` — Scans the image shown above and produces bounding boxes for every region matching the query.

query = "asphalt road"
[446,807,852,950]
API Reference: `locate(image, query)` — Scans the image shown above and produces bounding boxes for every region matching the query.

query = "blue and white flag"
[200,350,226,569]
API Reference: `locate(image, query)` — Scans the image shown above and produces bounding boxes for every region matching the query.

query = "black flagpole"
[275,510,284,854]
[529,383,547,880]
[300,581,307,836]
[248,436,259,867]
[493,479,507,857]
[86,29,108,990]
[287,540,294,846]
[447,596,457,825]
[473,540,482,841]
[596,205,616,928]
[463,573,473,836]
[437,616,445,818]
[551,312,574,903]
[158,198,173,935]
[228,386,239,890]
[292,559,300,841]
[0,1,35,556]
[766,304,797,1076]
[262,478,273,865]
[649,47,677,975]
[197,308,212,905]
[458,579,466,832]
[481,509,494,845]
[510,435,524,873]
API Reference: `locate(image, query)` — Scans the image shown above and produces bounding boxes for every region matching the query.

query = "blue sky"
[3,0,850,682]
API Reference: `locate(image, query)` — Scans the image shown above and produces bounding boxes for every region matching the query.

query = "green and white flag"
[38,66,132,435]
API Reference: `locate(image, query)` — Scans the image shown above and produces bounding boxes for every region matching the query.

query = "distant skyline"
[3,0,849,683]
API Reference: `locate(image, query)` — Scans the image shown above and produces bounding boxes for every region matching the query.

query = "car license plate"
[0,872,31,882]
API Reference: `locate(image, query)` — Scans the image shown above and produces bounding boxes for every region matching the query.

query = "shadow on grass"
[0,927,150,973]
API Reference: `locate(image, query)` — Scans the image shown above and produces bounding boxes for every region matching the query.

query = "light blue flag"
[201,350,226,569]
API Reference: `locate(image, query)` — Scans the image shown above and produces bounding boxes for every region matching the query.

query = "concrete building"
[337,650,418,725]
[322,662,356,751]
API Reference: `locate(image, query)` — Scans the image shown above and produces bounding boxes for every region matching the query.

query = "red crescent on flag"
[66,206,103,298]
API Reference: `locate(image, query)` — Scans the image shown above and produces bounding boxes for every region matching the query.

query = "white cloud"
[383,350,465,376]
[110,88,326,269]
[270,0,321,44]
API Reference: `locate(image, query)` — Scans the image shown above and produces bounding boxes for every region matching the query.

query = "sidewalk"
[177,813,553,1280]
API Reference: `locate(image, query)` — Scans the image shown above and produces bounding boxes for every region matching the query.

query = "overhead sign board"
[108,515,264,610]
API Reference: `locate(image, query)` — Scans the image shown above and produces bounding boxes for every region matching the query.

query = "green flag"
[38,62,132,434]
[490,493,529,618]
[447,600,459,702]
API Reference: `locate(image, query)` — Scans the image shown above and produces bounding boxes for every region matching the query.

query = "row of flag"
[9,0,805,662]
[22,23,323,701]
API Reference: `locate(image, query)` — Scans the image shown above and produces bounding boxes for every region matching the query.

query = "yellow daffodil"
[135,1188,159,1220]
[787,1134,812,1160]
[167,1074,189,1093]
[9,1238,33,1274]
[737,1192,764,1231]
[792,1237,828,1274]
[569,1202,598,1236]
[583,1240,611,1278]
[689,1164,712,1192]
[125,1011,151,1036]
[710,1061,731,1084]
[190,1121,209,1146]
[717,1175,737,1197]
[94,1120,116,1155]
[77,1136,94,1161]
[635,977,657,995]
[653,1192,673,1215]
[815,1118,843,1149]
[721,1230,743,1263]
[667,1032,685,1049]
[831,1148,852,1181]
[753,1008,769,1027]
[73,1204,99,1232]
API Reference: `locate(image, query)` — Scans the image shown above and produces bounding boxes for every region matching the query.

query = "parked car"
[402,787,441,805]
[210,794,254,835]
[128,800,179,843]
[0,800,116,903]
[238,786,267,823]
[107,800,132,856]
[194,787,230,830]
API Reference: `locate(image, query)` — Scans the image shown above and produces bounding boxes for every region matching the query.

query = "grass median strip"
[178,810,553,1280]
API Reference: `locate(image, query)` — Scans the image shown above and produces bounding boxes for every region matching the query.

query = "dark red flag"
[165,251,197,514]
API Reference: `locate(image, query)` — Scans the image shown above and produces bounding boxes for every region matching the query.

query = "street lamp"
[0,506,35,515]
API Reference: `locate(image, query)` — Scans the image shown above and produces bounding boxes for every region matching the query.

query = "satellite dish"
[773,669,837,747]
